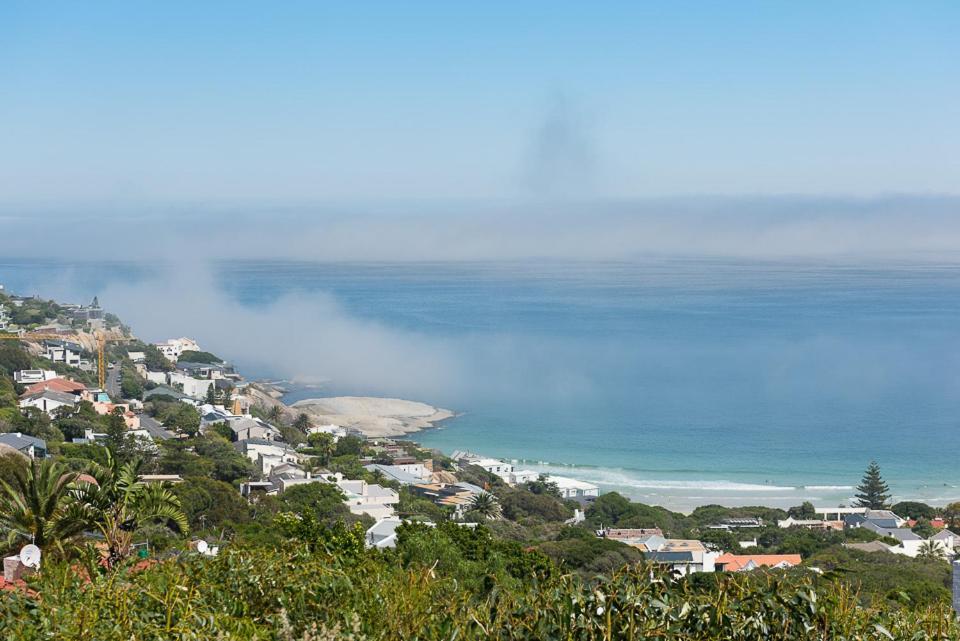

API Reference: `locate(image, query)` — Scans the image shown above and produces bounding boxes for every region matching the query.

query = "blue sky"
[1,2,958,202]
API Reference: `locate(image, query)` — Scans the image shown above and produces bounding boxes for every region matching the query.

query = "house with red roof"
[715,553,802,572]
[20,377,86,397]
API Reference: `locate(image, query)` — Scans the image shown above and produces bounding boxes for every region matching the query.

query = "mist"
[2,195,960,405]
[2,195,960,263]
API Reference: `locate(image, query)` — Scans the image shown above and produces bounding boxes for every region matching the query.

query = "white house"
[153,337,201,363]
[465,457,514,478]
[144,371,167,385]
[338,479,399,520]
[860,522,924,557]
[13,370,58,384]
[366,517,405,549]
[229,416,280,442]
[0,304,9,331]
[364,463,429,485]
[166,372,215,400]
[44,340,83,367]
[547,475,600,499]
[127,351,146,363]
[507,469,541,486]
[235,439,301,475]
[260,472,399,520]
[199,403,241,426]
[644,540,721,576]
[0,433,47,459]
[19,389,77,417]
[931,529,960,553]
[306,424,347,441]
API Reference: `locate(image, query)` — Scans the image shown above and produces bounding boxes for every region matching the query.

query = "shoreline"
[265,380,960,513]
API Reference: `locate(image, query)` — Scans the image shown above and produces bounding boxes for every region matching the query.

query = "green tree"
[334,435,363,457]
[177,350,223,364]
[468,491,502,520]
[274,513,366,557]
[787,501,817,519]
[119,369,143,400]
[0,342,33,375]
[523,474,561,498]
[854,461,891,509]
[155,441,215,478]
[0,458,86,555]
[911,519,936,539]
[172,477,252,531]
[54,417,101,441]
[498,487,571,523]
[8,406,61,442]
[891,501,937,520]
[292,412,312,432]
[266,405,284,424]
[279,482,349,523]
[307,432,336,465]
[72,451,189,567]
[209,421,234,441]
[944,501,960,530]
[192,436,255,484]
[162,404,200,437]
[0,452,27,488]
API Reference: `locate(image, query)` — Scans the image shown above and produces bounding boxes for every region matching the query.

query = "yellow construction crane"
[0,332,76,342]
[96,331,107,390]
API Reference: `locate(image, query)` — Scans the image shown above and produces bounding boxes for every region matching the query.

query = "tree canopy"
[855,461,891,509]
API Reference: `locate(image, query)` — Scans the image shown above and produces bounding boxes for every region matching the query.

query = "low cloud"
[2,196,959,263]
[95,264,465,400]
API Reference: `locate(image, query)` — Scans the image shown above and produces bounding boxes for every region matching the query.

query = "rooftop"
[20,388,78,405]
[0,432,46,452]
[21,378,86,396]
[715,554,802,571]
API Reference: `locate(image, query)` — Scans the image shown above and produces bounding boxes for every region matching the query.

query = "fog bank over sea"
[3,252,960,511]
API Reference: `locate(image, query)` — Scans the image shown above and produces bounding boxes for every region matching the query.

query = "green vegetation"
[808,546,951,608]
[120,363,144,399]
[856,460,892,509]
[145,398,201,436]
[0,295,62,328]
[178,349,223,364]
[2,536,958,640]
[0,454,187,566]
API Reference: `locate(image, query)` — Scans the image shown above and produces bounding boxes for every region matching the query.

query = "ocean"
[3,257,960,511]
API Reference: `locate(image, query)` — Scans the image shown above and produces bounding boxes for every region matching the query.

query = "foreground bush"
[2,542,959,641]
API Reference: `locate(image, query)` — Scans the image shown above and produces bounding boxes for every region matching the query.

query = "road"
[139,414,175,440]
[105,365,175,440]
[106,365,122,398]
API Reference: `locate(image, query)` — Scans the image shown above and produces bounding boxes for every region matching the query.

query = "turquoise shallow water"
[3,257,960,510]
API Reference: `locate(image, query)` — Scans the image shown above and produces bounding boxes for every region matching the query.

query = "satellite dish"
[19,544,41,568]
[196,540,209,554]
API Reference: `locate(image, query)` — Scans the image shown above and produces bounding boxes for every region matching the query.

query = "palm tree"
[293,412,312,433]
[72,451,189,567]
[266,405,285,424]
[467,491,502,520]
[0,458,87,555]
[917,539,947,560]
[307,432,336,465]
